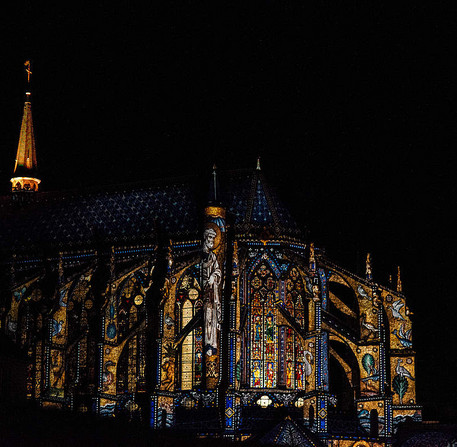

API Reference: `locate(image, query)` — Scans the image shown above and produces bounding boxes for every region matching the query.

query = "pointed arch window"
[249,261,278,388]
[176,265,203,390]
[279,265,308,390]
[181,300,194,390]
[284,266,306,329]
[18,298,38,398]
[115,274,147,395]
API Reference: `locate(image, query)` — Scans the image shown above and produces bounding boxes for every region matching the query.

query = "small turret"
[309,242,316,273]
[10,61,41,193]
[202,164,226,389]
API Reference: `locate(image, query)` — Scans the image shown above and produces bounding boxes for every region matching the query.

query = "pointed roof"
[225,165,303,239]
[13,92,38,177]
[258,416,325,446]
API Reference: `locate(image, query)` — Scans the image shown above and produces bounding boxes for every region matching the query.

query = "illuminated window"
[249,262,278,388]
[176,265,203,390]
[181,300,194,390]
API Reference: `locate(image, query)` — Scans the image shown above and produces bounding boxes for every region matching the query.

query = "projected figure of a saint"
[202,227,222,355]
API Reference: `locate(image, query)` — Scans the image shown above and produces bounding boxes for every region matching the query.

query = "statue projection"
[202,227,222,355]
[202,206,226,389]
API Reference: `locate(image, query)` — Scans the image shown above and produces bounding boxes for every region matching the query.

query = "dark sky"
[1,1,456,422]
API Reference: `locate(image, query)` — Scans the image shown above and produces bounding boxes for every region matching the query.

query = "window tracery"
[116,274,147,395]
[175,265,203,390]
[245,258,309,390]
[249,261,278,388]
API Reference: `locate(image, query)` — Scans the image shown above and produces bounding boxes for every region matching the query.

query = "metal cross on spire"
[212,163,218,203]
[24,60,32,83]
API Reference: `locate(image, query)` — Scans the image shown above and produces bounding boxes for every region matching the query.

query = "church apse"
[0,159,422,444]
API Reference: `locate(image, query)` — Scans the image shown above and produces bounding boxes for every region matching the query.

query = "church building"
[0,65,422,446]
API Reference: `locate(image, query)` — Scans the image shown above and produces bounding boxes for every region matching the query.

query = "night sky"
[1,1,456,422]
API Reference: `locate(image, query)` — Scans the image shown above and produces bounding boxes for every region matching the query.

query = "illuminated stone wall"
[2,237,420,442]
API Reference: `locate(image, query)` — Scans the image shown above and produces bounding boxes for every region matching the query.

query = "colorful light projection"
[175,264,203,390]
[202,205,226,389]
[249,262,277,388]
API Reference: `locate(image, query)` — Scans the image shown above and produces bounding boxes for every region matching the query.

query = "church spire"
[10,61,41,192]
[207,163,221,206]
[366,253,373,281]
[396,266,402,293]
[212,163,218,203]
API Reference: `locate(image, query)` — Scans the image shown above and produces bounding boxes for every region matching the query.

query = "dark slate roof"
[0,169,303,254]
[400,431,457,447]
[258,417,324,446]
[225,169,301,237]
[396,424,457,447]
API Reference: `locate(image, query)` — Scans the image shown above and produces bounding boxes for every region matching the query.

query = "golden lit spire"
[366,253,373,281]
[10,61,41,192]
[256,156,261,171]
[397,266,402,293]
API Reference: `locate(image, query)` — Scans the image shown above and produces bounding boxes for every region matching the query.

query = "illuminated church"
[0,67,422,446]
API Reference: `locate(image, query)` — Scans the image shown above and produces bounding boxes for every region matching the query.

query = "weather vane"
[24,60,32,83]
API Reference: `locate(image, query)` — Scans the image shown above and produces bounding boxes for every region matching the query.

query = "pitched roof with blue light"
[0,168,303,254]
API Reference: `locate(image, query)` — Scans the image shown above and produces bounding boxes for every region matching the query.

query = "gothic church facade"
[0,71,421,447]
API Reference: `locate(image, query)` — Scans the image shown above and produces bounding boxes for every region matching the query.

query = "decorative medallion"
[189,288,199,300]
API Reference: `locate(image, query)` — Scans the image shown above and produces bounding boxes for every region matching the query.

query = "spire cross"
[212,163,217,202]
[24,61,32,84]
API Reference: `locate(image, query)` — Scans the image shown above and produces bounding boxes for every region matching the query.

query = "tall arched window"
[18,297,39,399]
[181,300,194,390]
[277,265,308,390]
[284,266,306,329]
[176,264,203,390]
[66,276,90,395]
[116,274,147,396]
[249,262,278,388]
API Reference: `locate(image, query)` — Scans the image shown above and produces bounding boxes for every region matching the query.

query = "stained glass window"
[249,261,278,388]
[284,266,306,329]
[246,260,309,391]
[181,300,194,390]
[176,265,202,390]
[116,274,146,396]
[66,276,90,392]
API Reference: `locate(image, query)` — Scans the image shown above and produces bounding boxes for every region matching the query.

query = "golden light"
[257,395,272,408]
